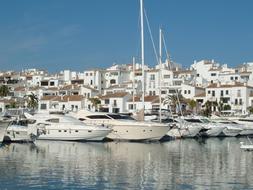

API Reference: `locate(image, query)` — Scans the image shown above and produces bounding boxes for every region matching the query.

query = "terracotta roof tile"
[101,92,129,99]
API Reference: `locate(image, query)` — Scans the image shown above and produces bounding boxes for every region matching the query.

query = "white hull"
[4,125,37,142]
[167,125,202,138]
[107,125,168,141]
[0,120,10,143]
[38,127,111,141]
[203,126,225,137]
[240,128,253,136]
[221,127,242,137]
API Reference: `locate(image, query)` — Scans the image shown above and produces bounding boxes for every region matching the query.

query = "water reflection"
[0,138,253,190]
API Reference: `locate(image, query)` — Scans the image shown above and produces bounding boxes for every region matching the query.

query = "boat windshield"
[200,118,210,123]
[184,119,202,123]
[107,114,135,120]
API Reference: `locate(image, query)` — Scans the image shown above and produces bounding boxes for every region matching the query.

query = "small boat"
[240,137,253,151]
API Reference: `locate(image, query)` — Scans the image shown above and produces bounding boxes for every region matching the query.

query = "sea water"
[0,137,253,190]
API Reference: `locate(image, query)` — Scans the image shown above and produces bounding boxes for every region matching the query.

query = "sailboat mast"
[159,28,162,122]
[140,0,145,110]
[132,57,135,111]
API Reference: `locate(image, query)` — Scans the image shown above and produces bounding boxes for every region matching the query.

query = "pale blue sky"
[0,0,252,72]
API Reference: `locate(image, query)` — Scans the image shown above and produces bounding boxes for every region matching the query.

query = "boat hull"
[106,125,169,141]
[0,120,11,143]
[37,127,111,141]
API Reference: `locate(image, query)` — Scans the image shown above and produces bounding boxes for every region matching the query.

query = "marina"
[0,0,253,189]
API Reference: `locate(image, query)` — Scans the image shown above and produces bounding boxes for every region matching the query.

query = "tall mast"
[159,28,162,122]
[140,0,145,110]
[132,57,135,111]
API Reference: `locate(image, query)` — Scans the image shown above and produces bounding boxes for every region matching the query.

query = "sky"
[0,0,252,72]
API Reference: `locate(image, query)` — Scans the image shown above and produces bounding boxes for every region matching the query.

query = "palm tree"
[24,92,38,110]
[163,92,185,114]
[0,85,9,97]
[188,99,197,112]
[89,97,101,111]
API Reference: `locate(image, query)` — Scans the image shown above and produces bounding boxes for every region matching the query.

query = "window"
[105,99,110,104]
[237,90,241,97]
[64,130,67,132]
[110,79,116,84]
[40,104,47,110]
[50,81,55,86]
[188,90,191,94]
[184,90,187,94]
[230,77,234,80]
[150,74,155,80]
[161,91,166,94]
[212,91,215,97]
[169,89,176,94]
[75,130,79,132]
[128,104,134,110]
[46,118,60,123]
[226,90,229,95]
[87,115,111,119]
[90,80,93,85]
[107,114,135,120]
[235,99,238,105]
[58,130,62,132]
[113,100,117,106]
[239,99,242,105]
[221,90,223,97]
[164,75,170,79]
[235,76,238,80]
[208,90,211,94]
[211,73,216,76]
[90,73,93,76]
[197,74,200,77]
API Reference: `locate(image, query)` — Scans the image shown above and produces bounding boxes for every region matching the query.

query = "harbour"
[0,0,253,189]
[1,138,253,190]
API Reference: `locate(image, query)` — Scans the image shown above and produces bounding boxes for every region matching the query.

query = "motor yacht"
[71,110,169,141]
[25,112,111,141]
[3,118,42,142]
[182,117,225,137]
[210,116,245,136]
[227,118,253,136]
[0,117,12,143]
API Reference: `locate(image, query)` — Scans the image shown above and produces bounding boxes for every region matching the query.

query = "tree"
[0,85,9,97]
[163,92,185,114]
[203,100,212,117]
[217,101,224,113]
[248,106,253,114]
[24,92,38,110]
[188,99,197,112]
[223,104,231,111]
[89,97,101,111]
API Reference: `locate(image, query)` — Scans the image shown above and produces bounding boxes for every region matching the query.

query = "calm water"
[0,138,253,190]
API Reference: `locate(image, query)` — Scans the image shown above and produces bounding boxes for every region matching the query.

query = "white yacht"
[182,117,225,137]
[0,117,11,143]
[227,118,253,136]
[210,116,245,136]
[3,119,41,142]
[71,110,169,141]
[25,112,111,141]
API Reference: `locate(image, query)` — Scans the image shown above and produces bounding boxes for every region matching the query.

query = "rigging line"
[162,32,172,69]
[144,8,159,65]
